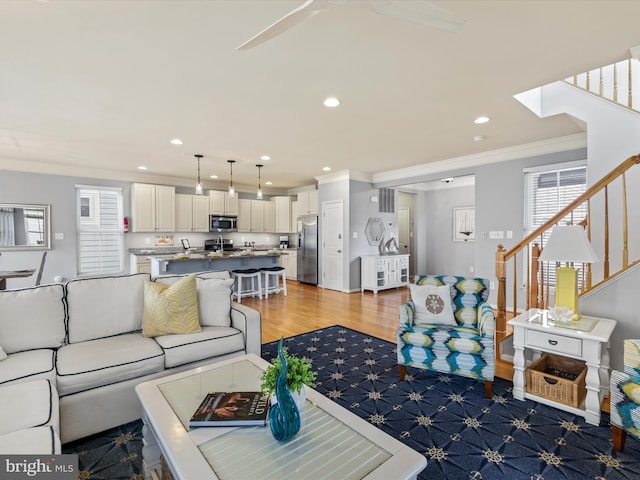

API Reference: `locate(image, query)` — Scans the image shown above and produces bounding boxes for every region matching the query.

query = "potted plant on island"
[261,349,317,411]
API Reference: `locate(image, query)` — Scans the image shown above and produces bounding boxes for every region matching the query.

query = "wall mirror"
[365,217,385,246]
[0,203,51,251]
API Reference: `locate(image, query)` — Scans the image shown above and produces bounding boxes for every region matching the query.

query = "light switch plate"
[54,233,64,240]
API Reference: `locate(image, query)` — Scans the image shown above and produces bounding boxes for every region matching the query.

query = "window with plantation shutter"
[76,186,124,275]
[524,161,588,285]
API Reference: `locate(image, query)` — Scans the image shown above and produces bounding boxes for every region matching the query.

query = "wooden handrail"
[502,155,639,263]
[495,154,640,333]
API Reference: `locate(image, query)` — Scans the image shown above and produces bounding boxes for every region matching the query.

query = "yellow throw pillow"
[142,274,201,337]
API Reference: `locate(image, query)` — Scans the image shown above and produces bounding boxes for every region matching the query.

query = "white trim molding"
[373,133,587,186]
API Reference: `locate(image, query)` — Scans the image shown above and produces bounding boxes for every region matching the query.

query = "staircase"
[495,154,640,378]
[495,53,640,379]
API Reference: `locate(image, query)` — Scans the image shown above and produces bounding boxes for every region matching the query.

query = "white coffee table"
[135,354,427,480]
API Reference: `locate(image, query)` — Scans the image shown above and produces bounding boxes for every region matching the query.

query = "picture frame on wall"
[453,206,475,242]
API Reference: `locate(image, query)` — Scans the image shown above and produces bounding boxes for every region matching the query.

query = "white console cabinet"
[360,254,409,294]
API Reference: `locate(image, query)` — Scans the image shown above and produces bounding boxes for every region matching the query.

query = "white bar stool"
[260,266,287,299]
[231,269,262,303]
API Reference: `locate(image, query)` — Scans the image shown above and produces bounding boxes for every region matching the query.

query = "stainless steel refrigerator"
[297,215,318,285]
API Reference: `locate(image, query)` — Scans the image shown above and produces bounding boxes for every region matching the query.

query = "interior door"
[398,206,411,255]
[322,200,343,291]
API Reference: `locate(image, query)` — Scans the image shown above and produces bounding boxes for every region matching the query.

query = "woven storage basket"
[526,354,587,408]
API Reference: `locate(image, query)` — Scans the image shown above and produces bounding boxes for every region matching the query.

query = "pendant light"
[256,164,263,199]
[227,160,236,197]
[194,154,204,195]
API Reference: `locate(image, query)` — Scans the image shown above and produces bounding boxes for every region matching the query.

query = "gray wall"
[474,148,588,306]
[580,266,640,371]
[349,180,397,292]
[0,170,294,288]
[422,184,475,277]
[0,170,131,287]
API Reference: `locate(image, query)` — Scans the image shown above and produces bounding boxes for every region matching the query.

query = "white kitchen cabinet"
[176,194,210,232]
[360,254,410,294]
[192,195,210,231]
[291,200,299,231]
[209,190,238,215]
[250,200,264,232]
[238,199,251,232]
[279,250,298,280]
[131,183,175,232]
[130,254,151,274]
[273,196,292,233]
[238,199,275,233]
[263,201,275,233]
[297,190,318,215]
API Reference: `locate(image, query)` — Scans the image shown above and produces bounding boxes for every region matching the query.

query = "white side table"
[507,309,616,425]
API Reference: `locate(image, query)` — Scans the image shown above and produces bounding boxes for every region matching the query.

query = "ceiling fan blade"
[237,0,325,50]
[368,0,465,33]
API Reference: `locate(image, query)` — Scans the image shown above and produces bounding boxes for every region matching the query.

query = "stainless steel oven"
[209,215,237,233]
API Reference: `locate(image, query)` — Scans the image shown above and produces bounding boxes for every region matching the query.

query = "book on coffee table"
[189,391,270,427]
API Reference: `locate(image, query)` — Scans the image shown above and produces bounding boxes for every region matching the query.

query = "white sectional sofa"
[0,271,261,449]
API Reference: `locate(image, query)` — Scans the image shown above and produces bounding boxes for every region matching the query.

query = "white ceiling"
[1,1,639,192]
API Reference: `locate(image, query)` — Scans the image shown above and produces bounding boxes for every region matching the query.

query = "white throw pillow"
[197,278,235,327]
[409,283,456,326]
[0,345,6,361]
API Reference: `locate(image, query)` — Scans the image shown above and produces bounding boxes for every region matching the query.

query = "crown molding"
[373,133,587,185]
[316,169,373,185]
[0,157,285,194]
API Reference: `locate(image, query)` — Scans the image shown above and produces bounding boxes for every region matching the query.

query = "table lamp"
[538,225,598,320]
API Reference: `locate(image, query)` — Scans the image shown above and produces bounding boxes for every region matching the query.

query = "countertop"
[129,246,297,256]
[146,251,283,262]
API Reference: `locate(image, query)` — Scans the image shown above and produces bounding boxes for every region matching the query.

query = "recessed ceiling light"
[265,181,273,185]
[322,166,331,171]
[170,138,183,145]
[261,155,271,161]
[137,166,148,170]
[473,135,485,142]
[210,175,218,179]
[323,97,340,108]
[474,116,490,124]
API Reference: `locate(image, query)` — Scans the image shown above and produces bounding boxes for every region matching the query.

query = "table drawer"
[526,330,582,357]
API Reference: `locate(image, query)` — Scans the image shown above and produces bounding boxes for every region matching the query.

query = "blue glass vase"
[269,338,301,441]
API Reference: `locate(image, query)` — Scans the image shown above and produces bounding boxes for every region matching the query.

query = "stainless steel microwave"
[210,215,237,232]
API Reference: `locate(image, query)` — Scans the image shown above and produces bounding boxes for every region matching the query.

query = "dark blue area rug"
[64,325,640,479]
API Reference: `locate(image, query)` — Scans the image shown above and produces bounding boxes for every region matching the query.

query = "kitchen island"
[148,251,282,277]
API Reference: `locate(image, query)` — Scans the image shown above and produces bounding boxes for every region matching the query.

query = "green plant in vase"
[261,349,317,408]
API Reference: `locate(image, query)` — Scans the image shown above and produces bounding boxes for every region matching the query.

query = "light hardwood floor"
[240,280,514,381]
[241,280,407,345]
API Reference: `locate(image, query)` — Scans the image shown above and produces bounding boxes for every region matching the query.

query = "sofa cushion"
[143,274,201,337]
[0,426,60,454]
[154,275,234,327]
[56,333,164,396]
[0,284,66,353]
[0,349,57,387]
[0,379,59,436]
[153,326,245,368]
[197,278,234,327]
[66,273,149,343]
[409,283,456,325]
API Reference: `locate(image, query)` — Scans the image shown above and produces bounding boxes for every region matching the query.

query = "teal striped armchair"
[611,339,640,451]
[397,275,495,398]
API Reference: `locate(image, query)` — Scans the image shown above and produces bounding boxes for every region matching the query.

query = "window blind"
[77,187,124,275]
[524,163,588,284]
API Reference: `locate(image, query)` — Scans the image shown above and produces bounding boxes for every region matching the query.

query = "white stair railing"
[565,58,640,113]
